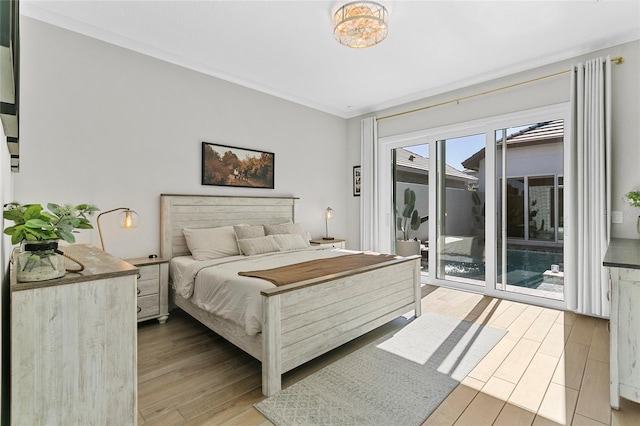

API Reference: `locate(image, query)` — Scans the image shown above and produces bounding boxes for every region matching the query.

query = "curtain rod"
[377,56,624,122]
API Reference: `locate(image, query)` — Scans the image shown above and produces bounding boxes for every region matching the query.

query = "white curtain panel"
[566,56,612,317]
[360,117,378,251]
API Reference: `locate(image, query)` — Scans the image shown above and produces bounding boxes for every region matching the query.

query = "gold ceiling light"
[333,1,388,49]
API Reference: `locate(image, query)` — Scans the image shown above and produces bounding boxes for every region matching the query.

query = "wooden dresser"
[10,244,138,425]
[603,238,640,409]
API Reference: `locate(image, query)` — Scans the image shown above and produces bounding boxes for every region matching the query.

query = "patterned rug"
[255,312,506,426]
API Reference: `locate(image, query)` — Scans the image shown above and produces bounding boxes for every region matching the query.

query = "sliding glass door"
[383,105,569,309]
[434,135,485,288]
[392,144,429,271]
[495,122,565,301]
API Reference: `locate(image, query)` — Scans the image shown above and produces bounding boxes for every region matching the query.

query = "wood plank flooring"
[137,286,640,425]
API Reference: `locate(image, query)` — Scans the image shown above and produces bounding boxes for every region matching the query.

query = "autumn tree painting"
[202,142,274,188]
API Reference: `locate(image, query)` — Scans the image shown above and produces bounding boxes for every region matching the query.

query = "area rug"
[255,312,506,426]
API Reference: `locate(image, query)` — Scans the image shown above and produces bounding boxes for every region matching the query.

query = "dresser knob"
[137,306,142,313]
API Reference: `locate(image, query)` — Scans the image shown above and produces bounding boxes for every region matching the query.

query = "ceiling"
[21,1,640,118]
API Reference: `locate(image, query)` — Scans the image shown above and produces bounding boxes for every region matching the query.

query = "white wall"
[14,17,349,259]
[0,124,11,424]
[348,40,640,241]
[346,118,363,249]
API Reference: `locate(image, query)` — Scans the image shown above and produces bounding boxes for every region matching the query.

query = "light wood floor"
[137,286,640,425]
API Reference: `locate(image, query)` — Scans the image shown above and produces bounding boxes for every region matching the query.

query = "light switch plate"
[611,210,623,224]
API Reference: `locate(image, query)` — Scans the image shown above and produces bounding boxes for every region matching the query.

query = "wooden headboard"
[160,194,298,259]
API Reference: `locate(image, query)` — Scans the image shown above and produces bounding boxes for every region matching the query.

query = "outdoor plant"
[3,202,99,245]
[396,187,428,241]
[471,190,485,229]
[623,190,640,208]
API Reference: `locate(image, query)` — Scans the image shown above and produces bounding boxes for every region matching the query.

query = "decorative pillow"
[263,223,290,235]
[233,224,265,240]
[264,223,310,247]
[272,234,309,251]
[182,226,240,260]
[237,235,281,256]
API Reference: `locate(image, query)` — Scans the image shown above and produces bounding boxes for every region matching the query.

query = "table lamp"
[324,207,334,240]
[97,207,140,251]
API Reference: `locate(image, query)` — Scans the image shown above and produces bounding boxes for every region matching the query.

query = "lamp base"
[322,237,335,240]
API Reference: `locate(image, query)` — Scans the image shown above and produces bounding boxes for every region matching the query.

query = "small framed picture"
[353,165,361,196]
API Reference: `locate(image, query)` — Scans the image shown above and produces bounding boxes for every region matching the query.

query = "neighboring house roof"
[395,148,477,183]
[462,119,564,171]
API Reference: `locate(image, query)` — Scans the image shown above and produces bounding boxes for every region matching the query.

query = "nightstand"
[126,257,169,324]
[310,238,346,249]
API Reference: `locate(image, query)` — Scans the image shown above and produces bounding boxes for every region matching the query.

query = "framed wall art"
[353,165,361,196]
[202,142,274,189]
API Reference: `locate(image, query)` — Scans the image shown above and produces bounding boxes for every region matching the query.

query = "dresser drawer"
[137,264,159,281]
[138,278,159,297]
[137,294,160,318]
[619,267,640,282]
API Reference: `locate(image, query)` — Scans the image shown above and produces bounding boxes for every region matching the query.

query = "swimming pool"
[427,248,564,289]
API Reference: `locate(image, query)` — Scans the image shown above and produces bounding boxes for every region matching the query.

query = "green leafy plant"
[395,188,428,241]
[471,191,485,229]
[3,202,99,245]
[623,190,640,208]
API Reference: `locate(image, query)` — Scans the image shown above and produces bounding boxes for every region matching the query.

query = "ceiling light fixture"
[333,1,388,49]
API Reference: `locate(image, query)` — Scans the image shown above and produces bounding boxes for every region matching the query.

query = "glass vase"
[15,240,65,282]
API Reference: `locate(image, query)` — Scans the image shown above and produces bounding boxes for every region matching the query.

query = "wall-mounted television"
[0,0,19,171]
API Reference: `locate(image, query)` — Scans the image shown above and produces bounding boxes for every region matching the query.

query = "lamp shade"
[326,207,334,220]
[117,209,140,229]
[324,207,335,240]
[97,207,141,251]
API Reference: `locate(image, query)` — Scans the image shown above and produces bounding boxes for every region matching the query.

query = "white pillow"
[237,235,281,256]
[263,223,290,235]
[264,223,310,247]
[183,226,240,260]
[273,234,308,251]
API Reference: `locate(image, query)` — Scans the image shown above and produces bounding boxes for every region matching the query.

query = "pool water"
[437,249,564,289]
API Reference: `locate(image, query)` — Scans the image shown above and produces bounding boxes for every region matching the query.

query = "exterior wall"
[482,142,563,191]
[395,182,429,242]
[395,182,476,242]
[445,188,478,237]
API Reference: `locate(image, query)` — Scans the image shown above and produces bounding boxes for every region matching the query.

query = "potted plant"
[395,188,428,256]
[3,202,99,282]
[471,190,485,236]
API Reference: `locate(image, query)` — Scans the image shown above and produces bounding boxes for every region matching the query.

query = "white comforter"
[171,247,355,336]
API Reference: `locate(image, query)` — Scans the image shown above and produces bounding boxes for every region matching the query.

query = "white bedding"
[171,247,356,336]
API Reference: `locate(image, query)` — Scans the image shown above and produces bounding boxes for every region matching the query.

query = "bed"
[160,194,421,396]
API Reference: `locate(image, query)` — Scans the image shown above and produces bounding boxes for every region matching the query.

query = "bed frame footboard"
[260,255,421,396]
